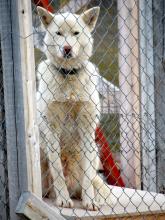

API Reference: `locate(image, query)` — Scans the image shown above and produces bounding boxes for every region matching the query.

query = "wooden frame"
[16,192,65,220]
[17,0,42,196]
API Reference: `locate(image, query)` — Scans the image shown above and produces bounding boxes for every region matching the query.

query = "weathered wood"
[17,0,42,196]
[139,0,156,192]
[153,0,165,193]
[16,192,66,220]
[117,0,141,188]
[130,1,141,189]
[0,0,25,219]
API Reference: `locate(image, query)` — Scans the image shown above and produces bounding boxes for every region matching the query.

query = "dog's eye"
[73,31,79,36]
[56,31,62,36]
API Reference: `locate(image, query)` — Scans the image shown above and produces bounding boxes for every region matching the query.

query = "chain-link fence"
[31,0,165,218]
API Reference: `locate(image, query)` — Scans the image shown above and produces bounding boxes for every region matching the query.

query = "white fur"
[37,7,112,210]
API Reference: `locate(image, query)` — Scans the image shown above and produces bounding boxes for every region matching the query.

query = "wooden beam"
[17,0,42,196]
[16,192,66,220]
[117,0,141,188]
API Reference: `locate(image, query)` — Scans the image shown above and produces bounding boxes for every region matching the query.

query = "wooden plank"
[130,1,141,188]
[44,186,165,219]
[153,0,165,193]
[10,0,30,194]
[117,0,141,188]
[17,0,42,196]
[16,192,66,220]
[139,0,156,192]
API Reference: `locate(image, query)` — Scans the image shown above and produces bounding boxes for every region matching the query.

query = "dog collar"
[56,67,80,78]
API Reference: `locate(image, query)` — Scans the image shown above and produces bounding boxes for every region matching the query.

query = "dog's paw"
[82,198,100,211]
[56,196,74,208]
[95,194,105,206]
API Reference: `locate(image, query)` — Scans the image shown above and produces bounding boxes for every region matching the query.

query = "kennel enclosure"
[0,0,165,219]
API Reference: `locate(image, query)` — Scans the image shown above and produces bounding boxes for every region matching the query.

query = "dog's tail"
[92,175,112,205]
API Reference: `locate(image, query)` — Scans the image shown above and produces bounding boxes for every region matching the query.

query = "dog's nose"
[63,46,72,57]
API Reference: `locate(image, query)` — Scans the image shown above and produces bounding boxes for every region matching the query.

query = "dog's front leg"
[47,129,73,208]
[78,109,99,210]
[42,104,73,208]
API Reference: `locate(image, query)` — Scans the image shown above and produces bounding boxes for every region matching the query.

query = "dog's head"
[37,6,100,68]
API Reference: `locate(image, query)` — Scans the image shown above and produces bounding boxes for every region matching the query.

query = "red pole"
[96,127,125,187]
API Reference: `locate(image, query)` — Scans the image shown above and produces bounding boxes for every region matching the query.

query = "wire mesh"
[32,0,165,218]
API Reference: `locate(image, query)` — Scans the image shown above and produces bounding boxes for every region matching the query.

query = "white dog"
[37,6,111,210]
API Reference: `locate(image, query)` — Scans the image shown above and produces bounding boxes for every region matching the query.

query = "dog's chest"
[43,69,95,102]
[37,61,100,116]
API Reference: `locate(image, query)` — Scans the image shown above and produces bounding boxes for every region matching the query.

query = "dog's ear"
[37,6,53,28]
[81,7,100,31]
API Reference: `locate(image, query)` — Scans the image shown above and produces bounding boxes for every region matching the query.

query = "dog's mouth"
[63,52,72,59]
